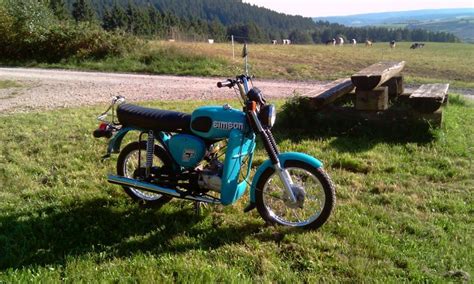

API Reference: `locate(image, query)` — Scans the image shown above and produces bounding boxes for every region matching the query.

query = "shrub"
[0,0,136,63]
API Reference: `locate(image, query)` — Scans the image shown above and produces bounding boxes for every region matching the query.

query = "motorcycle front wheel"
[255,160,335,230]
[116,141,173,207]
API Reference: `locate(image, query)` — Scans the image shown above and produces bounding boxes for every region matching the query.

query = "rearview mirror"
[242,43,248,58]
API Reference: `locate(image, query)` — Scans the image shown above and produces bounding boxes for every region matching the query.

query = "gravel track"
[1,67,471,113]
[0,67,326,113]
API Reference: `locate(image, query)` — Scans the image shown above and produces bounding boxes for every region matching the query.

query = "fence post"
[231,35,235,60]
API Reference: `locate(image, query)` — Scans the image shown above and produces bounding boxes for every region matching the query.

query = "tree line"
[53,0,460,43]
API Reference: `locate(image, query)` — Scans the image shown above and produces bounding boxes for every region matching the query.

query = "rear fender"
[249,152,323,203]
[107,127,138,154]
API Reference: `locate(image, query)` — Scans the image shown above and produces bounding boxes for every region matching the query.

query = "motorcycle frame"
[106,123,256,206]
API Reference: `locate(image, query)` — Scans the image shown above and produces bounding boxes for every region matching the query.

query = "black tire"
[255,160,335,230]
[117,141,173,207]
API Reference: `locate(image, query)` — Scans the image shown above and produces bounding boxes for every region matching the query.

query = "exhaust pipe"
[107,175,221,204]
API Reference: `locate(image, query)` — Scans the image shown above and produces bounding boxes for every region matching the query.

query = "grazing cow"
[365,40,373,47]
[410,43,425,49]
[390,40,396,48]
[271,40,277,45]
[326,38,336,45]
[282,39,291,45]
[351,39,357,45]
[337,37,344,46]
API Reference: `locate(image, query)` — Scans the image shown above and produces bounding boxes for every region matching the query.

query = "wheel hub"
[283,185,306,209]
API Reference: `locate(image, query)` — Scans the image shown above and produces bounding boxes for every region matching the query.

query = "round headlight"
[259,104,276,129]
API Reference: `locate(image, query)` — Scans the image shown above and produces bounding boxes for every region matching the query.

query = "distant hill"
[71,0,317,33]
[314,8,474,42]
[58,1,460,43]
[407,17,474,43]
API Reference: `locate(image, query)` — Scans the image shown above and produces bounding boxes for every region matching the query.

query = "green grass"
[8,41,474,89]
[0,80,21,89]
[0,97,473,282]
[0,80,23,100]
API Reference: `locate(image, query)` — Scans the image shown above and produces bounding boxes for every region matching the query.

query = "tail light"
[93,123,113,138]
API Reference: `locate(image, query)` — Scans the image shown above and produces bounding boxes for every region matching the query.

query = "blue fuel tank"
[190,105,248,140]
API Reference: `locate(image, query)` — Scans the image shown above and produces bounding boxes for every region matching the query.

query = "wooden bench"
[409,84,449,113]
[305,78,354,108]
[382,76,404,97]
[351,61,405,91]
[296,61,448,128]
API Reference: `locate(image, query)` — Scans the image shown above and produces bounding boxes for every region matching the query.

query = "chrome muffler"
[107,175,221,204]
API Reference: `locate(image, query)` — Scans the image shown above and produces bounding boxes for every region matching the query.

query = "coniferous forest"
[63,0,459,43]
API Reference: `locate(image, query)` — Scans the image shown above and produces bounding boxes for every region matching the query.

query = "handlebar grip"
[217,79,233,88]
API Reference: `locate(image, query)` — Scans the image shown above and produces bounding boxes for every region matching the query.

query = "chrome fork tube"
[274,162,297,203]
[251,111,297,203]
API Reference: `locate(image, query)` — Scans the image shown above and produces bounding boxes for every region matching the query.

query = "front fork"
[249,111,297,203]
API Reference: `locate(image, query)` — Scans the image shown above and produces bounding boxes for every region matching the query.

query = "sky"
[242,0,474,17]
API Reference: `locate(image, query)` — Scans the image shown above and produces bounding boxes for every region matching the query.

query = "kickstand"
[194,201,202,215]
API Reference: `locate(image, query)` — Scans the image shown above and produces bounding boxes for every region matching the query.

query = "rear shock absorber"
[145,130,154,177]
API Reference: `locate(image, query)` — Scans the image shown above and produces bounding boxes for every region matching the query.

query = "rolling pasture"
[43,41,474,89]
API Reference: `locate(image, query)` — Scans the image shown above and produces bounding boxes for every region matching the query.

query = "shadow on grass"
[274,97,438,153]
[0,198,263,269]
[273,121,436,153]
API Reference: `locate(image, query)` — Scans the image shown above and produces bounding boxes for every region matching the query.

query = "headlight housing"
[258,104,276,129]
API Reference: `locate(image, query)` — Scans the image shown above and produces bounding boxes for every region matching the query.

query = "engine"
[197,157,223,192]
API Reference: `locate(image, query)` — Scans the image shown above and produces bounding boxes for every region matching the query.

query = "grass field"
[31,41,474,89]
[0,80,22,89]
[0,96,472,282]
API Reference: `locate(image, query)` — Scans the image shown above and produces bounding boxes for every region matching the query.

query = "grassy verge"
[0,80,23,100]
[36,44,230,77]
[0,97,472,282]
[5,41,473,89]
[0,80,21,89]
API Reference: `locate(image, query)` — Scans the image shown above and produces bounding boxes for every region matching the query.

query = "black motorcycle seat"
[117,104,191,133]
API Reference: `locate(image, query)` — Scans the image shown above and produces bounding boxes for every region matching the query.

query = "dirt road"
[0,68,327,113]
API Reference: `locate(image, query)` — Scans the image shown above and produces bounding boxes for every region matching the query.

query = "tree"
[208,19,226,41]
[72,0,96,23]
[111,3,128,31]
[102,8,115,30]
[147,5,162,36]
[49,0,69,20]
[311,29,321,43]
[289,29,312,44]
[124,1,152,36]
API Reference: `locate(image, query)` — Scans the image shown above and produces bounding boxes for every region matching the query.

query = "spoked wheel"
[255,160,335,229]
[116,141,173,207]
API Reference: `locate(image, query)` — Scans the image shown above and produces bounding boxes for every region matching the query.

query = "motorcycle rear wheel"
[255,160,335,230]
[117,141,173,207]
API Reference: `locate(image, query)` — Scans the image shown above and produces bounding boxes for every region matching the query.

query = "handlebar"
[217,79,234,88]
[217,75,254,103]
[217,75,253,88]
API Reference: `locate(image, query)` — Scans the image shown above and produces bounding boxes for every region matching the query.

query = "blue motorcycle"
[94,75,335,229]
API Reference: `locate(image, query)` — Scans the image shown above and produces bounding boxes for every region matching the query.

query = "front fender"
[249,152,323,203]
